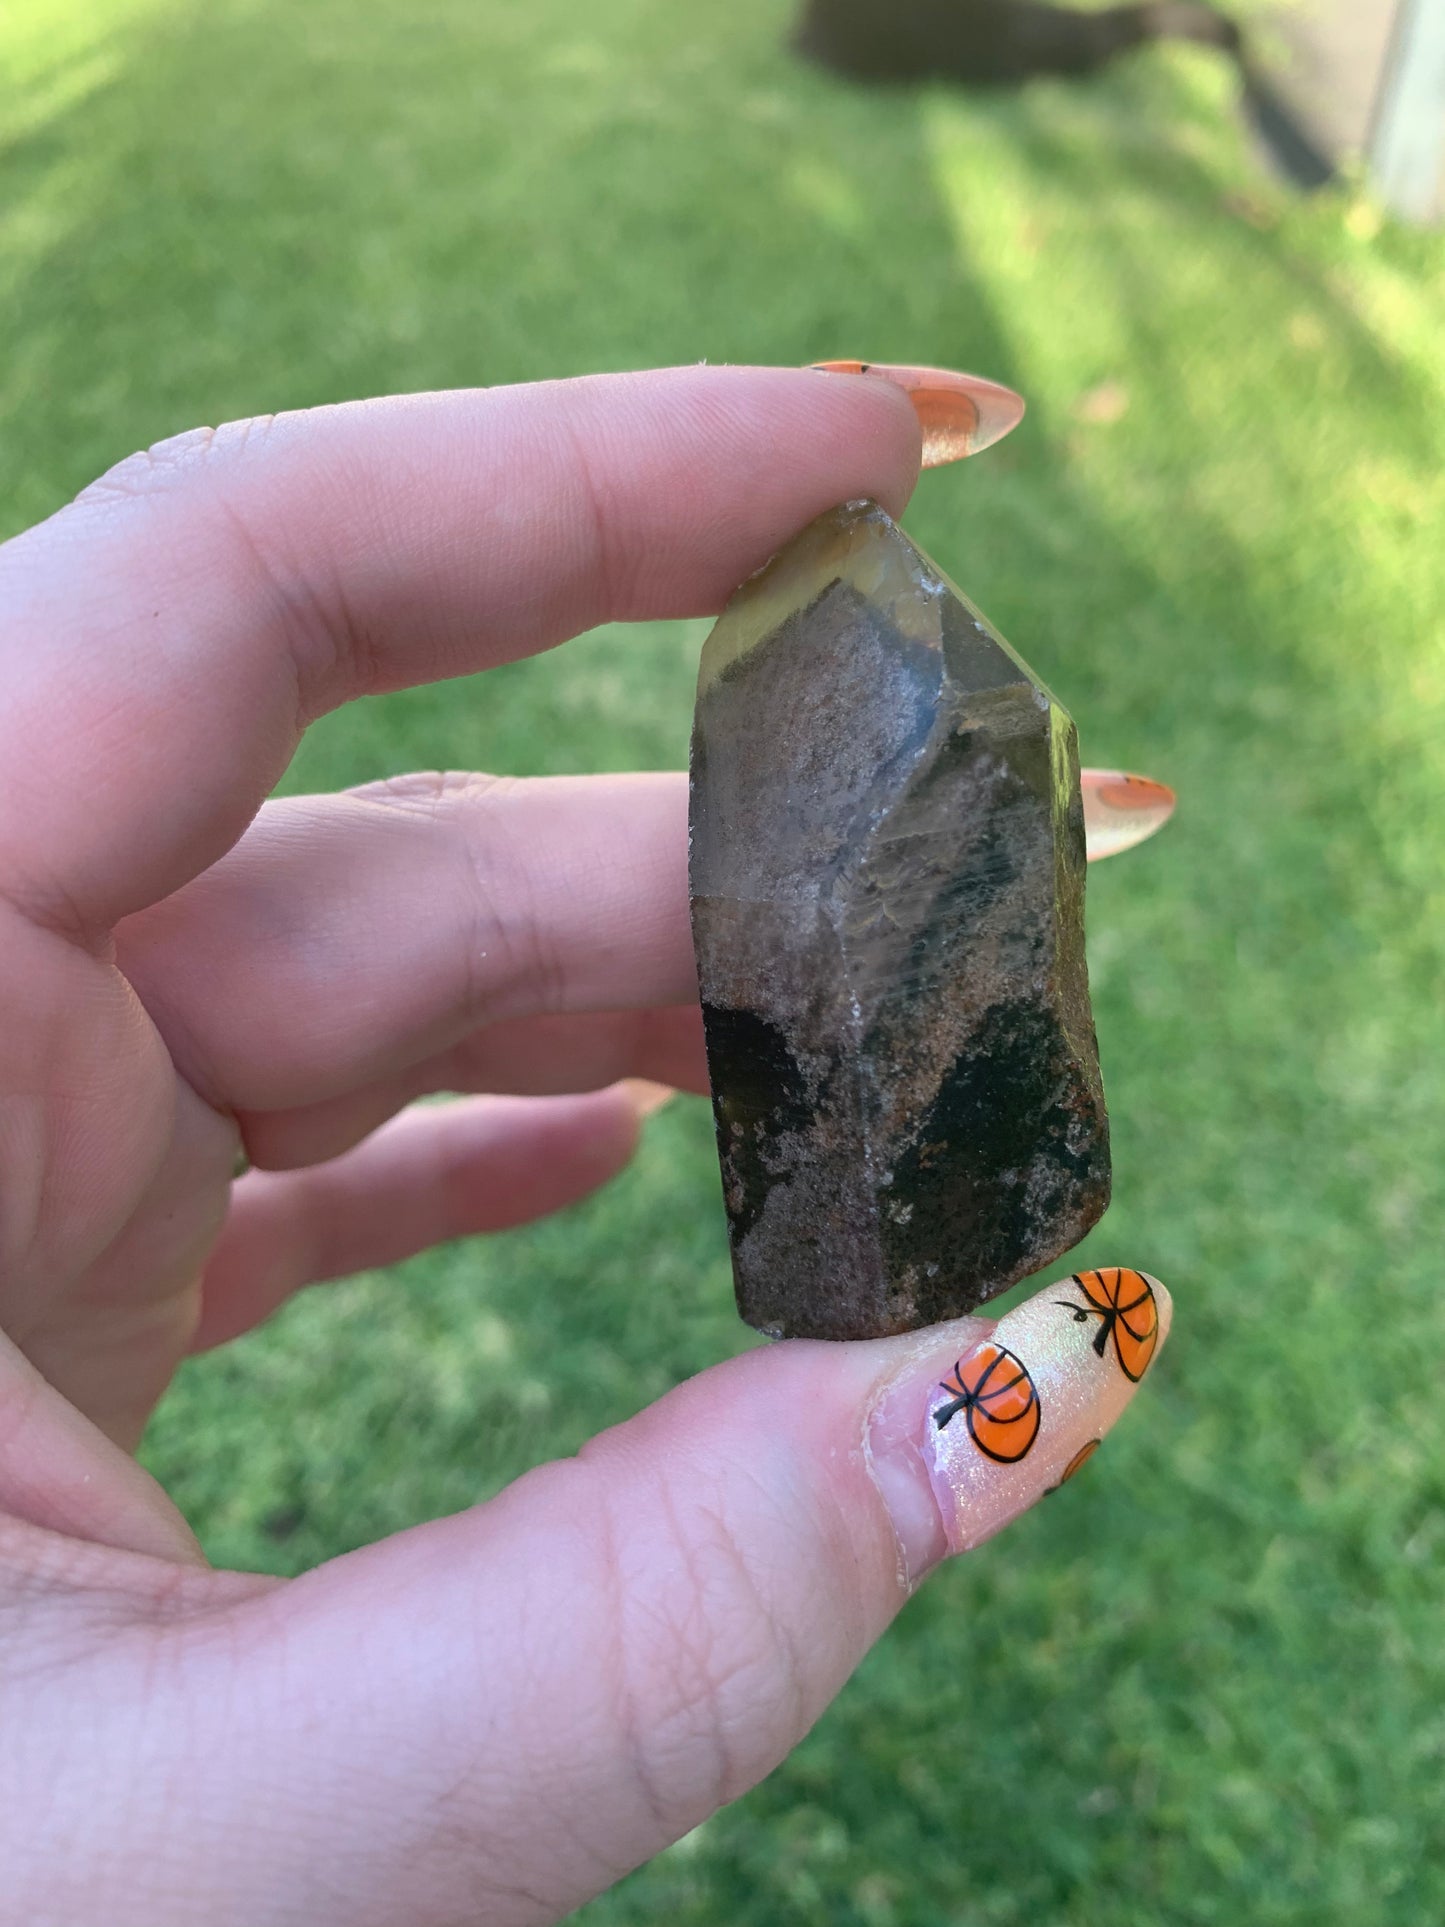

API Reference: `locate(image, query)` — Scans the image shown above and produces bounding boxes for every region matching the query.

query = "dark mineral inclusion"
[689,498,1110,1341]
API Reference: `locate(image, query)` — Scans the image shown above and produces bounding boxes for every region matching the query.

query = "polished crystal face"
[690,499,1110,1341]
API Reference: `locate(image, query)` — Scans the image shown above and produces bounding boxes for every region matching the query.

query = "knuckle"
[73,418,281,507]
[348,769,512,815]
[73,426,219,506]
[72,412,376,713]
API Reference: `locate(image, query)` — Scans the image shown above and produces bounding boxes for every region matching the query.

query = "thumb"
[158,1268,1171,1926]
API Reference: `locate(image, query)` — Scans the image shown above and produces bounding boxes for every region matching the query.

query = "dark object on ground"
[689,500,1110,1342]
[1239,58,1337,190]
[794,0,1242,86]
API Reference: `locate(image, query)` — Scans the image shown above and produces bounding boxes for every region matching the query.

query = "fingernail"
[809,360,1026,465]
[1082,769,1176,862]
[619,1078,677,1118]
[867,1268,1172,1584]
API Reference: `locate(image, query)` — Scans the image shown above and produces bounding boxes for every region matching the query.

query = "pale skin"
[0,366,1162,1923]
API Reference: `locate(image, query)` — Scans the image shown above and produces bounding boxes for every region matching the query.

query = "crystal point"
[689,499,1110,1340]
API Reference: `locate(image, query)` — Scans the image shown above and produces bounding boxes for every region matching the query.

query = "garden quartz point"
[688,498,1110,1341]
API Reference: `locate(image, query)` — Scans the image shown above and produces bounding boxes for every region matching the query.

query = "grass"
[4,0,1445,1921]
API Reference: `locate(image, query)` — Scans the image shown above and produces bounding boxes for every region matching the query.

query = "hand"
[0,366,1169,1924]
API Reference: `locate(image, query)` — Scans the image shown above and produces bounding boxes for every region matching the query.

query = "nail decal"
[1052,1266,1160,1382]
[808,360,1026,465]
[1046,1438,1101,1494]
[1080,768,1175,861]
[922,1268,1172,1552]
[932,1344,1040,1462]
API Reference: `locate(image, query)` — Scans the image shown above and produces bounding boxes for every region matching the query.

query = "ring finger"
[239,1003,707,1170]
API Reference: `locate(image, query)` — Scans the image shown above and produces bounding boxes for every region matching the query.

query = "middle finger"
[117,764,1173,1122]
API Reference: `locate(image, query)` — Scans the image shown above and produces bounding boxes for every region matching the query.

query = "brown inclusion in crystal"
[689,499,1110,1340]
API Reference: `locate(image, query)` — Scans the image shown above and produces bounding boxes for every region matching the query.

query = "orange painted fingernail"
[619,1079,677,1118]
[1081,769,1176,861]
[809,360,1026,465]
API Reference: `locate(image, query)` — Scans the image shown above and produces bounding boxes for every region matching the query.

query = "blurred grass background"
[4,0,1445,1921]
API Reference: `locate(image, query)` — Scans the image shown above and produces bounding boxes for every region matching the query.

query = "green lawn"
[5,1,1445,1921]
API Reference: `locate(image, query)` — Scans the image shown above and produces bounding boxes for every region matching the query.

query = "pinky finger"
[194,1084,665,1351]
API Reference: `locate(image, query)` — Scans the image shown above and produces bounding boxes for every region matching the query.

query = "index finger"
[0,366,924,930]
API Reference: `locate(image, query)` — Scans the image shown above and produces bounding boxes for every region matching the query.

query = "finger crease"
[560,414,625,622]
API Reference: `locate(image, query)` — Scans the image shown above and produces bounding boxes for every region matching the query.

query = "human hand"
[0,366,1170,1923]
